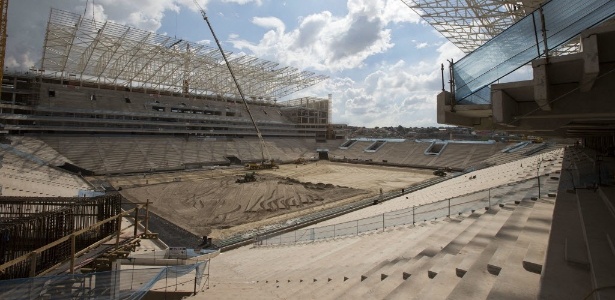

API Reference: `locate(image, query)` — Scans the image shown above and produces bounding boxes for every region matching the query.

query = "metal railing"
[255,178,537,247]
[213,175,454,249]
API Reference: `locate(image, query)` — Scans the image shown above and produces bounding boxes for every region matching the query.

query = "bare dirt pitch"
[108,161,435,240]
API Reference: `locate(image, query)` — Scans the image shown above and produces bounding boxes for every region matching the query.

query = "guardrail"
[255,178,536,247]
[212,174,457,250]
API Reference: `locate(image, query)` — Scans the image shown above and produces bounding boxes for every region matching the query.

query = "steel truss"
[401,0,579,54]
[41,9,327,100]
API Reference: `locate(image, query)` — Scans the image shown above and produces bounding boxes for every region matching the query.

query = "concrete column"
[533,63,551,111]
[492,89,518,125]
[580,34,599,92]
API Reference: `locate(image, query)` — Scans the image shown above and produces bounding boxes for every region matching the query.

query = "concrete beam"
[533,63,551,111]
[580,34,599,92]
[437,91,481,127]
[492,89,518,126]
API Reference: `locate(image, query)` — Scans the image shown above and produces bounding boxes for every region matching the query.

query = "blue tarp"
[454,0,615,104]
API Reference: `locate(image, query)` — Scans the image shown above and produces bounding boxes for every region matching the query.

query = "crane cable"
[192,0,270,163]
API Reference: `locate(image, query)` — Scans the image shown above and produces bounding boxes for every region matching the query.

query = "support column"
[580,34,599,92]
[533,62,551,111]
[492,89,518,125]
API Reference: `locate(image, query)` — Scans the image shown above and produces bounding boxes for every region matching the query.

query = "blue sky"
[6,0,469,127]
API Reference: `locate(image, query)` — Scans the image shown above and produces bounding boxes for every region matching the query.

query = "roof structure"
[401,0,550,53]
[40,9,327,100]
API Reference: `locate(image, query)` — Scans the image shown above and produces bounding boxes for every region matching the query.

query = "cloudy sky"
[6,0,470,127]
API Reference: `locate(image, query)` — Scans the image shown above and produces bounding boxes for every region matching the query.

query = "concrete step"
[291,222,445,299]
[486,197,557,299]
[373,256,432,300]
[271,230,411,298]
[411,254,464,300]
[446,242,500,300]
[486,244,539,300]
[428,253,454,279]
[444,205,522,299]
[539,164,592,299]
[315,215,473,299]
[486,198,536,275]
[362,212,487,298]
[387,206,517,299]
[203,282,275,299]
[454,207,514,278]
[520,198,556,275]
[576,188,615,300]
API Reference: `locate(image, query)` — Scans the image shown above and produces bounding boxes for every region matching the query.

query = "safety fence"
[0,262,207,300]
[256,179,537,246]
[454,0,615,104]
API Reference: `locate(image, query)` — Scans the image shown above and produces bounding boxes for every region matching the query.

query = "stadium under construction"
[0,0,615,299]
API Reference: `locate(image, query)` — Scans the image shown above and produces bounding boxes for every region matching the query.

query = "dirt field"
[108,161,435,239]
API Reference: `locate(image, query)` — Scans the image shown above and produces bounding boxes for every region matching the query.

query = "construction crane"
[193,0,277,169]
[0,0,9,98]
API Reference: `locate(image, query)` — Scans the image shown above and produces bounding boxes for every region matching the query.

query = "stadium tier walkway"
[539,147,615,299]
[190,151,563,299]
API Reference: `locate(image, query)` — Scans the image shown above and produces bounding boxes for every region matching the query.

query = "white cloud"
[293,39,463,127]
[294,57,442,127]
[229,0,420,72]
[252,17,285,33]
[415,42,428,49]
[436,41,465,65]
[222,0,262,5]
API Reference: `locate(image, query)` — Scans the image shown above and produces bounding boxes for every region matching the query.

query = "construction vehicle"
[236,172,256,183]
[194,1,276,169]
[433,169,447,177]
[245,159,279,170]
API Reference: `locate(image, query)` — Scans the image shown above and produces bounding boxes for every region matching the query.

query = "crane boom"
[0,0,8,98]
[193,0,270,163]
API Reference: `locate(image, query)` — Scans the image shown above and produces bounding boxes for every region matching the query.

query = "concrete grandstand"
[1,1,614,300]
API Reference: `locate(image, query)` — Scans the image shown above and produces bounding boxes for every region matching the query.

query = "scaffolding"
[280,97,331,125]
[0,195,123,280]
[40,9,327,100]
